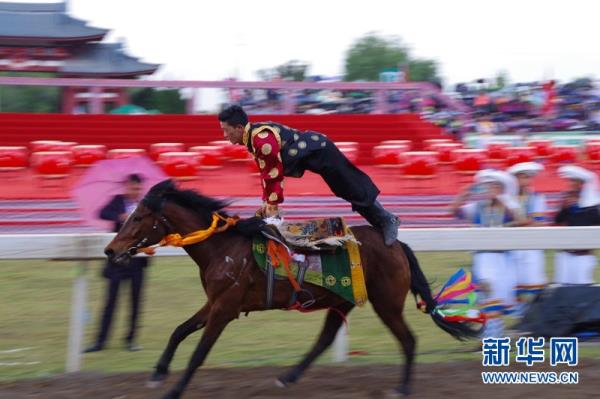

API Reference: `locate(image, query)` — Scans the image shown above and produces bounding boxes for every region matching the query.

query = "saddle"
[252,217,367,309]
[261,217,360,253]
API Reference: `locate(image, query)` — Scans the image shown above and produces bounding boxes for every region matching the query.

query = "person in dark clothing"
[84,174,149,353]
[218,104,400,246]
[553,165,600,284]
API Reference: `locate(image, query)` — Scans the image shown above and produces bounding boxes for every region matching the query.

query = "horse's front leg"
[161,302,239,399]
[149,304,211,386]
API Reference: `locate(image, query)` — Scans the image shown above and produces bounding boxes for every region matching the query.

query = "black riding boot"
[356,201,400,246]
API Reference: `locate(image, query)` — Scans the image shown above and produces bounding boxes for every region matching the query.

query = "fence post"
[65,259,88,372]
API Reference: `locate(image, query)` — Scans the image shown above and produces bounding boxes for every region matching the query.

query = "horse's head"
[104,180,177,265]
[104,179,230,265]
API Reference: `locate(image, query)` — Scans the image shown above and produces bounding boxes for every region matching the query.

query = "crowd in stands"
[226,77,600,138]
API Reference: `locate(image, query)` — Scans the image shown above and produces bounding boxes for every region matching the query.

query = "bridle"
[127,199,175,256]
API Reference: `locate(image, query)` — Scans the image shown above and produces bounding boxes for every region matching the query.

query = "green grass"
[1,251,599,381]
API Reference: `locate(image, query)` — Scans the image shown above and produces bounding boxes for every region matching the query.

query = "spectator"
[554,166,600,285]
[84,174,149,353]
[450,170,524,338]
[506,162,547,316]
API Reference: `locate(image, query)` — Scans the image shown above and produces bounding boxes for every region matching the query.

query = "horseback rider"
[217,105,400,246]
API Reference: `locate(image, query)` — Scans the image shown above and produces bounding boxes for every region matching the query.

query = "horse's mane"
[142,179,265,236]
[143,180,229,217]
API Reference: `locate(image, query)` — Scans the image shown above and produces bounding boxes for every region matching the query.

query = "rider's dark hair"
[218,104,248,127]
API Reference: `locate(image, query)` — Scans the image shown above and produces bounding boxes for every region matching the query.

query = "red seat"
[0,146,28,170]
[31,151,73,177]
[158,152,200,179]
[430,143,462,164]
[486,142,509,162]
[335,141,360,151]
[107,149,146,159]
[72,145,107,167]
[30,140,76,152]
[505,146,535,166]
[189,145,223,169]
[423,138,452,150]
[380,139,412,150]
[208,140,248,161]
[149,143,185,161]
[586,142,600,163]
[453,149,485,174]
[526,139,553,158]
[339,146,359,163]
[372,144,409,167]
[400,151,437,177]
[551,145,578,164]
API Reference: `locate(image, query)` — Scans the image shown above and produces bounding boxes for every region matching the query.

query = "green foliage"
[344,33,440,83]
[257,60,310,81]
[130,88,186,114]
[0,73,59,113]
[408,59,439,84]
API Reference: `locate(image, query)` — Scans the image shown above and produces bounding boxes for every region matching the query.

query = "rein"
[138,213,239,256]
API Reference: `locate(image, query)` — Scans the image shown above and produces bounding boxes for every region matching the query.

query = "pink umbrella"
[71,156,168,230]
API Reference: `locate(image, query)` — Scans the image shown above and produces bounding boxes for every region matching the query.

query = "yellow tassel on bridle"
[138,213,239,255]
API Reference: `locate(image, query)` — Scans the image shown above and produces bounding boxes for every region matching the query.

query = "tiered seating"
[0,113,448,165]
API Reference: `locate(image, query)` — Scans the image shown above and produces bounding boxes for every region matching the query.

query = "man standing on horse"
[218,105,400,246]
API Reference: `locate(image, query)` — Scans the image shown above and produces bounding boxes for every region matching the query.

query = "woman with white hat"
[554,165,600,284]
[450,170,524,338]
[506,162,547,315]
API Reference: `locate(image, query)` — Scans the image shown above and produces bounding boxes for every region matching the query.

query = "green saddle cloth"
[252,235,357,305]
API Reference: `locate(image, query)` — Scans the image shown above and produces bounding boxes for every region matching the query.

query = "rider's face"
[516,173,532,191]
[220,121,244,145]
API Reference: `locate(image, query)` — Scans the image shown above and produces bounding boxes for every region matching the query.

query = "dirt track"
[1,360,598,399]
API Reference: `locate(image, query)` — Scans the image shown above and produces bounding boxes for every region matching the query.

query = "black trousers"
[302,142,380,210]
[95,263,145,345]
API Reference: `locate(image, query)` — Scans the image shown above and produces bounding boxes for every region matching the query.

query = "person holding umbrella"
[84,174,150,353]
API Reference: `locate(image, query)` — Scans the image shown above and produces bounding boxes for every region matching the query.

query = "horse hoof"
[161,390,180,399]
[146,379,162,389]
[395,384,411,396]
[147,371,168,388]
[275,378,288,388]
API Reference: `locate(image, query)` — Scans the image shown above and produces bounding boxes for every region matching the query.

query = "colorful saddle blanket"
[276,217,360,250]
[252,218,367,306]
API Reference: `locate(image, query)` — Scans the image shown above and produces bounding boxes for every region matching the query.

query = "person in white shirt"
[506,162,547,316]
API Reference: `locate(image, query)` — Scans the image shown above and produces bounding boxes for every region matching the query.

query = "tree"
[257,60,310,81]
[130,88,186,114]
[408,59,438,84]
[0,72,59,112]
[344,33,440,83]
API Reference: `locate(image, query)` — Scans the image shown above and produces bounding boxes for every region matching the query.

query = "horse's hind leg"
[277,302,354,386]
[149,304,211,385]
[371,303,416,396]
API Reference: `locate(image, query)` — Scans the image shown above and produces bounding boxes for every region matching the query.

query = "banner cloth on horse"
[253,218,367,307]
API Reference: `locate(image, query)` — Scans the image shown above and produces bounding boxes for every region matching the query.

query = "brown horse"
[104,180,478,399]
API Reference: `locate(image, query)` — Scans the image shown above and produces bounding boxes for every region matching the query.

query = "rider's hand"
[264,204,280,218]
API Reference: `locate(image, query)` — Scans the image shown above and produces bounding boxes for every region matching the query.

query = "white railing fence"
[2,227,600,371]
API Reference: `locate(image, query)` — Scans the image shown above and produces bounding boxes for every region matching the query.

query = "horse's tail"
[399,241,480,341]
